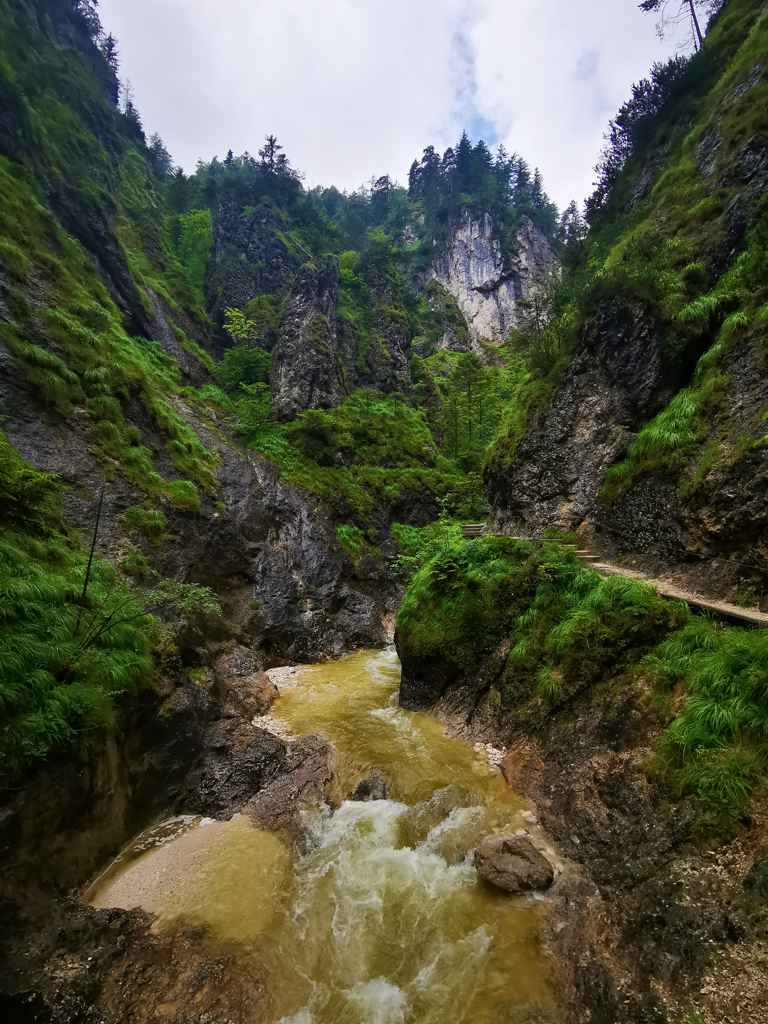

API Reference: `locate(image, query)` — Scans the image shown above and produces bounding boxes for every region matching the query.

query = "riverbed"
[87,649,559,1023]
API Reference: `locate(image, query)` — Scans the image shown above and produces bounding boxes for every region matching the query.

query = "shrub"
[215,344,272,393]
[121,505,167,541]
[164,479,201,512]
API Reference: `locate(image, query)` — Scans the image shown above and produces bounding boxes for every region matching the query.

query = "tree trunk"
[687,0,704,50]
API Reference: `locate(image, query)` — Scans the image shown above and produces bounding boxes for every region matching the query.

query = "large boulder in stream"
[474,835,555,893]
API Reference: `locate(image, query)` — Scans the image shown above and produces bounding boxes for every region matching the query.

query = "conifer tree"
[259,134,283,172]
[455,131,473,193]
[148,133,174,178]
[99,32,119,105]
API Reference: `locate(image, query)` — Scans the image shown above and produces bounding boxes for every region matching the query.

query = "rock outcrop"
[431,212,556,348]
[485,297,677,532]
[271,257,345,419]
[206,198,299,324]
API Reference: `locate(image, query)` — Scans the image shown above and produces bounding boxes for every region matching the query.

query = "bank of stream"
[86,649,561,1023]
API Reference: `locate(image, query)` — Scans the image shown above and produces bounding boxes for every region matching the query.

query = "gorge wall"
[431,210,556,349]
[486,0,768,603]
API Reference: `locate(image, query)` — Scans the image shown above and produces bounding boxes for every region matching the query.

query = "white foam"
[420,805,485,853]
[345,978,409,1024]
[278,1010,314,1024]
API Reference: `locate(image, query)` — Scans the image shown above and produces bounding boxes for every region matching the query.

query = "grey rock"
[486,298,675,534]
[351,774,388,801]
[206,198,298,323]
[431,212,556,349]
[245,734,334,834]
[474,835,555,893]
[271,256,345,419]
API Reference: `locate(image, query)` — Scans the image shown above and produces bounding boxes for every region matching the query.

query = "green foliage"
[648,622,768,815]
[121,505,167,542]
[215,344,272,393]
[489,0,768,507]
[286,391,438,469]
[0,433,225,783]
[397,536,686,692]
[336,524,372,562]
[398,531,768,818]
[0,158,219,498]
[0,434,62,533]
[0,437,153,782]
[175,208,212,293]
[391,518,464,578]
[164,479,201,512]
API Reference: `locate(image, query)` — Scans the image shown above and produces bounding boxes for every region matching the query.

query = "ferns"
[653,622,768,815]
[0,435,158,783]
[398,534,768,818]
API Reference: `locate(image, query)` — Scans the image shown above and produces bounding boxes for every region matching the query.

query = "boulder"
[213,644,277,719]
[351,774,388,801]
[474,835,554,893]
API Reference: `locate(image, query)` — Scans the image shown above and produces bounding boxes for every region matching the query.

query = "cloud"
[98,0,688,210]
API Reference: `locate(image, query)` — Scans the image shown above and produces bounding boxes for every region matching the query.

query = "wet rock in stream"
[350,773,388,801]
[474,835,555,893]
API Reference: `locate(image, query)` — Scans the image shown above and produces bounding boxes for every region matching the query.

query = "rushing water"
[87,649,559,1023]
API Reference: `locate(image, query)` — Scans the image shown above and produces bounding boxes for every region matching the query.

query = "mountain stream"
[86,649,559,1023]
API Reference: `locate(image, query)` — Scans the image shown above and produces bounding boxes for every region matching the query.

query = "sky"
[97,0,692,212]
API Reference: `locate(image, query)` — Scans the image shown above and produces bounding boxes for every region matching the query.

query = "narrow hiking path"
[460,524,768,629]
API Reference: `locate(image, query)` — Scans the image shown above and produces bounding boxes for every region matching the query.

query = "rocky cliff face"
[486,2,768,602]
[270,257,345,419]
[431,211,556,348]
[206,198,299,326]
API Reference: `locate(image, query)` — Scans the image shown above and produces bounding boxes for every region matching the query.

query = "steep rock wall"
[431,212,556,348]
[486,2,768,600]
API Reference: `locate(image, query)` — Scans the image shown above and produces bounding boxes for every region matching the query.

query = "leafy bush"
[336,524,370,561]
[215,344,272,393]
[391,518,464,578]
[286,390,438,469]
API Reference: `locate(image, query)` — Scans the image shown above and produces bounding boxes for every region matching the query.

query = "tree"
[586,55,689,220]
[370,175,394,222]
[558,200,588,270]
[258,133,283,172]
[121,83,145,143]
[147,133,173,178]
[454,131,473,193]
[407,159,420,198]
[100,33,120,105]
[639,1,725,51]
[168,168,190,214]
[71,0,102,39]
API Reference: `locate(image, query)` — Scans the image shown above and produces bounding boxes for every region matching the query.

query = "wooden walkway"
[461,525,768,629]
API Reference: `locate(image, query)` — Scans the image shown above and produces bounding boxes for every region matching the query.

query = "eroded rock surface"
[431,212,555,348]
[474,834,555,893]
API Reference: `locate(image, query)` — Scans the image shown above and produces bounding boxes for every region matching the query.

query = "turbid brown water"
[87,649,559,1023]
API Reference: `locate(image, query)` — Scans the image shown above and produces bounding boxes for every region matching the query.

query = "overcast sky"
[98,0,690,211]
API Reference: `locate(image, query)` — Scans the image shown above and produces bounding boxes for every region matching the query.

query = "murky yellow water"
[87,649,559,1023]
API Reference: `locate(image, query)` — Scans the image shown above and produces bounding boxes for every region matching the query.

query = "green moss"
[175,208,212,294]
[336,524,371,562]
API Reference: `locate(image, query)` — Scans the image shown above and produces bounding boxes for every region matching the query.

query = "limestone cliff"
[431,211,556,349]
